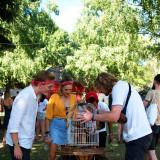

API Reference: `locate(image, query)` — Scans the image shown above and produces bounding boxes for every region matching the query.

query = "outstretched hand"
[76,108,93,123]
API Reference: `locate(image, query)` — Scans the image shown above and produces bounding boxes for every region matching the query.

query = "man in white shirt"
[78,72,152,160]
[6,70,55,160]
[85,91,113,147]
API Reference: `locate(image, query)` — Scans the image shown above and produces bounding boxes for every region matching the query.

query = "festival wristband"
[45,133,51,137]
[91,114,95,121]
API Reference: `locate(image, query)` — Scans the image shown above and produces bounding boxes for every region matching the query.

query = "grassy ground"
[0,121,160,160]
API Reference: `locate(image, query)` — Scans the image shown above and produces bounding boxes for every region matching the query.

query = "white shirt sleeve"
[7,96,27,133]
[44,99,48,106]
[112,81,128,107]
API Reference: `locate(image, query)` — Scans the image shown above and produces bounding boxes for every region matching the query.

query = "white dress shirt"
[6,85,38,149]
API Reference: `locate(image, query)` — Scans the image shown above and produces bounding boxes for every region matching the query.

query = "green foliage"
[0,0,159,92]
[46,1,59,15]
[65,0,159,90]
[131,0,160,39]
[0,0,20,50]
[0,0,75,89]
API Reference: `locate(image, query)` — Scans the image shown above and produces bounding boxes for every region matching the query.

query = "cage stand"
[56,147,112,160]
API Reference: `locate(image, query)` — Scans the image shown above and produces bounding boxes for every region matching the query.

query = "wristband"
[91,114,95,121]
[13,142,19,146]
[109,131,113,135]
[45,133,51,137]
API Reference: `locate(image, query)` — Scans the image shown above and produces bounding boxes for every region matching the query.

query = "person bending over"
[77,72,152,160]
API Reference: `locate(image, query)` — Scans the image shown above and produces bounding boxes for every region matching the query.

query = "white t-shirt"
[38,99,48,113]
[6,85,38,149]
[96,101,110,133]
[112,81,152,142]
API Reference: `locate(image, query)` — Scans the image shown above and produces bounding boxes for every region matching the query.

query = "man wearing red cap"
[86,91,114,148]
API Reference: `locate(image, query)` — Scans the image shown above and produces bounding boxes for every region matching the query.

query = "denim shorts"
[37,112,45,120]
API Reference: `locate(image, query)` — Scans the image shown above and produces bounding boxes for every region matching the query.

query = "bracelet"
[13,142,19,146]
[109,131,113,135]
[45,131,50,134]
[91,114,95,121]
[45,133,51,137]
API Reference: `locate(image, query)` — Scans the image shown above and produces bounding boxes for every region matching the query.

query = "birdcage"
[67,102,99,147]
[56,102,111,160]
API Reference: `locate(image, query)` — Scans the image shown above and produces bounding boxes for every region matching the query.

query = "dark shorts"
[125,133,153,160]
[98,131,107,148]
[148,125,160,150]
[9,145,31,160]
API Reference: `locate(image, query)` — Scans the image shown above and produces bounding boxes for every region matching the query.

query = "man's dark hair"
[154,74,160,85]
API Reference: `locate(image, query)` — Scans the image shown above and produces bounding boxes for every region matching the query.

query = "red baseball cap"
[86,92,98,102]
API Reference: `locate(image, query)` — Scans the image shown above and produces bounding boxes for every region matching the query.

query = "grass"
[0,122,160,160]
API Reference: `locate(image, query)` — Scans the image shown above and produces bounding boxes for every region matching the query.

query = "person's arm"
[45,96,54,144]
[45,117,50,133]
[43,99,49,111]
[143,90,153,108]
[8,97,26,159]
[143,100,149,108]
[77,105,122,123]
[10,133,23,160]
[45,118,52,144]
[1,100,4,111]
[9,97,13,106]
[43,105,47,111]
[107,122,114,143]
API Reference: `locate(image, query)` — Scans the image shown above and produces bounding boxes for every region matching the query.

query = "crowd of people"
[0,70,160,160]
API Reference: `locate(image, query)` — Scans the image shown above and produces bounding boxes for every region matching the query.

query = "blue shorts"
[37,112,45,120]
[50,117,67,145]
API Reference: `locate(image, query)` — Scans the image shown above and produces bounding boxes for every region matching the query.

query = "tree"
[132,0,160,39]
[0,0,76,89]
[65,0,159,90]
[0,0,20,51]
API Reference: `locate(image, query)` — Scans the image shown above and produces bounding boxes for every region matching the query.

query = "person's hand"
[45,136,52,145]
[77,108,92,123]
[108,134,114,144]
[14,145,23,160]
[43,107,46,111]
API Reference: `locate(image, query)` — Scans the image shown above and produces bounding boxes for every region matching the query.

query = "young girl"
[45,77,77,160]
[35,94,48,141]
[2,91,13,149]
